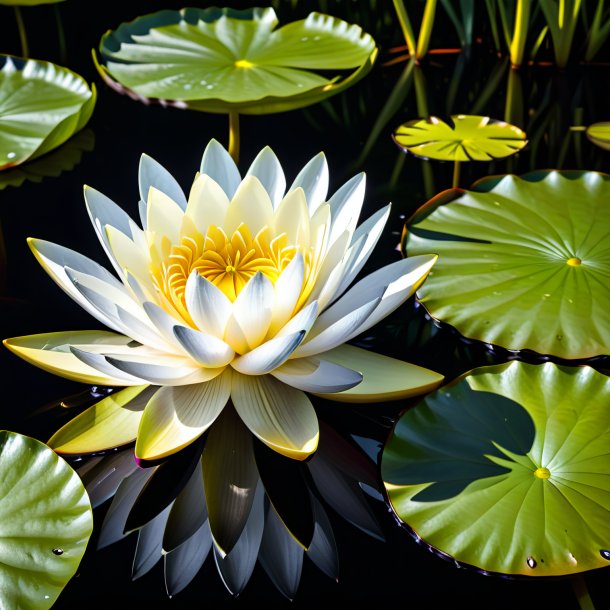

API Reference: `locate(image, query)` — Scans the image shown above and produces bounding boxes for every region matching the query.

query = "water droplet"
[296,83,303,88]
[52,547,64,555]
[600,549,610,560]
[183,83,192,90]
[44,596,50,600]
[301,37,309,41]
[199,80,207,85]
[206,84,215,90]
[527,556,537,568]
[313,36,321,41]
[7,152,16,159]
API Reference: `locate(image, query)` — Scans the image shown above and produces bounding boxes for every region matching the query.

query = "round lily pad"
[0,55,96,171]
[382,361,610,576]
[586,122,610,151]
[94,7,377,115]
[393,115,527,161]
[0,430,93,609]
[403,170,610,359]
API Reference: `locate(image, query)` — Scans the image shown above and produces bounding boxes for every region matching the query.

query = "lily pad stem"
[452,160,461,188]
[228,111,240,165]
[571,574,595,610]
[54,4,67,64]
[14,6,29,58]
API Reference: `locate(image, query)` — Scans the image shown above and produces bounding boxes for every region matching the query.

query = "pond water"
[1,1,609,608]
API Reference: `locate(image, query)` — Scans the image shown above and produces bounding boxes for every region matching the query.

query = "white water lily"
[4,140,442,461]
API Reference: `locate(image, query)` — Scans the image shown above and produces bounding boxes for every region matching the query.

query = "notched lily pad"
[393,115,527,161]
[95,7,377,114]
[403,170,610,359]
[382,361,610,576]
[0,55,96,171]
[0,430,93,609]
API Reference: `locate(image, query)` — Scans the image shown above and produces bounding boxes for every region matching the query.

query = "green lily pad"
[393,115,527,161]
[0,430,93,609]
[95,7,377,115]
[0,129,94,190]
[403,170,610,359]
[586,122,610,151]
[0,55,96,171]
[382,361,610,576]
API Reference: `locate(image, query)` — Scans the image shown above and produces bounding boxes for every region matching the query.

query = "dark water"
[1,1,609,608]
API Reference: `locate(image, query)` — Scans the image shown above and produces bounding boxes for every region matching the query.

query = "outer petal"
[173,325,235,367]
[272,356,362,393]
[135,369,232,460]
[139,153,187,211]
[3,331,138,386]
[312,344,444,402]
[48,385,155,454]
[245,146,286,209]
[231,373,319,460]
[200,139,241,199]
[231,331,305,375]
[327,172,366,247]
[288,152,329,214]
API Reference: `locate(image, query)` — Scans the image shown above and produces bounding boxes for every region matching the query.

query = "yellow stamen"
[566,257,582,267]
[534,467,551,479]
[234,59,254,69]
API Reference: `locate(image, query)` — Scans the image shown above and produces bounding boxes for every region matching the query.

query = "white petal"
[332,204,390,302]
[231,373,319,460]
[289,152,329,214]
[275,300,318,339]
[142,301,188,350]
[224,176,274,236]
[314,256,437,346]
[200,139,241,199]
[107,354,224,386]
[268,253,304,336]
[293,297,381,358]
[29,239,123,331]
[136,371,232,460]
[231,331,305,375]
[173,325,235,367]
[139,153,187,211]
[273,188,310,247]
[245,146,286,209]
[146,186,184,245]
[185,273,232,337]
[185,175,230,235]
[327,173,366,246]
[271,356,362,393]
[70,346,149,385]
[84,185,143,277]
[106,226,153,292]
[225,273,274,352]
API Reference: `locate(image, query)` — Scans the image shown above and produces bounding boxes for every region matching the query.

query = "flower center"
[154,223,307,320]
[534,467,551,479]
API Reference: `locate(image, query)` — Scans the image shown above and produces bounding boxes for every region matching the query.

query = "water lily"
[4,140,441,461]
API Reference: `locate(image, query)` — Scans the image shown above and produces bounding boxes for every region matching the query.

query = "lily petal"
[245,146,286,208]
[327,172,366,246]
[231,373,319,460]
[136,370,232,460]
[173,325,235,367]
[3,331,137,386]
[272,357,362,393]
[288,152,328,214]
[49,385,155,454]
[139,153,187,211]
[70,346,149,385]
[268,253,304,337]
[146,186,184,246]
[224,176,274,236]
[312,344,444,402]
[231,331,305,375]
[200,139,241,199]
[185,174,230,235]
[185,272,232,337]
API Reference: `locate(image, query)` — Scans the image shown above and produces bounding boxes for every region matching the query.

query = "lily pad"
[95,7,377,115]
[382,361,610,576]
[0,55,96,171]
[586,122,610,151]
[0,430,93,609]
[393,115,527,161]
[403,170,610,359]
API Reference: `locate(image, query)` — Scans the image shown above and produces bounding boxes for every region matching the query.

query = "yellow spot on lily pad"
[534,467,551,479]
[567,257,582,267]
[234,59,254,69]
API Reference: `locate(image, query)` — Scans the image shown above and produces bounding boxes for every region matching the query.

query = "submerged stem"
[228,111,240,165]
[452,160,461,188]
[572,574,595,610]
[54,4,67,64]
[14,6,29,58]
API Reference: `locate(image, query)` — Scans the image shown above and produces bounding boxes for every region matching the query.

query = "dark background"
[1,1,609,608]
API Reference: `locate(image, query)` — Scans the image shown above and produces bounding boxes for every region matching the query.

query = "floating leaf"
[95,7,376,115]
[586,121,610,151]
[0,431,92,610]
[0,55,95,170]
[382,361,610,576]
[393,115,527,161]
[404,170,610,359]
